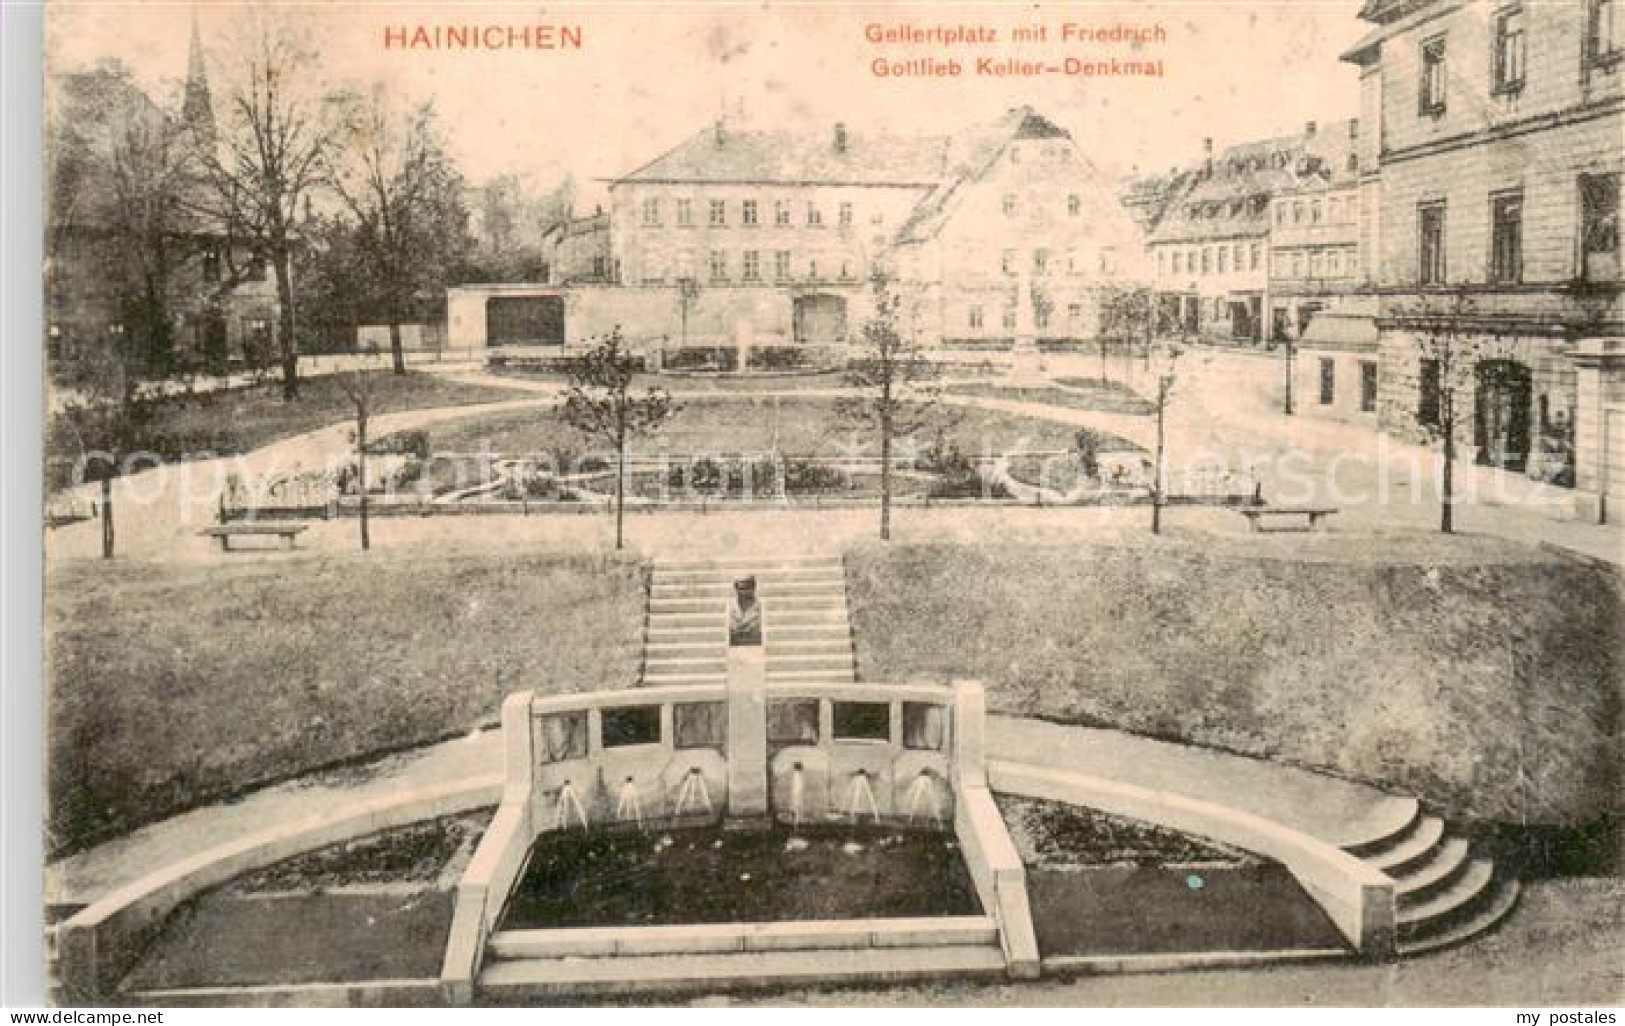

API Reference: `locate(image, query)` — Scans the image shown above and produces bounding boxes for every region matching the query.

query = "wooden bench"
[1237,506,1340,533]
[200,521,309,552]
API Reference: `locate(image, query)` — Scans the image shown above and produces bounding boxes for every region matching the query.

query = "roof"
[1146,120,1361,243]
[895,107,1069,244]
[613,122,951,186]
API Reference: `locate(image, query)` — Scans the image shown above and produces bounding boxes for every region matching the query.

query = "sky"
[45,1,1368,209]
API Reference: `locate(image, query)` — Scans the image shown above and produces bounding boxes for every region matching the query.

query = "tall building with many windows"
[1343,0,1624,517]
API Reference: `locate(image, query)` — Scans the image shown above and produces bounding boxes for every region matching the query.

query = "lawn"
[394,397,1120,462]
[944,380,1155,416]
[47,372,532,489]
[45,551,644,857]
[846,538,1622,828]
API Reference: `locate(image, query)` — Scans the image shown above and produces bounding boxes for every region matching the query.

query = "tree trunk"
[615,412,627,551]
[273,246,300,401]
[357,413,371,551]
[879,410,893,542]
[1152,387,1166,536]
[388,315,406,376]
[100,476,114,559]
[1440,393,1455,535]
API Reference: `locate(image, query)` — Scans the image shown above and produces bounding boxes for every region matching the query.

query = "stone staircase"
[642,556,855,687]
[1344,802,1521,957]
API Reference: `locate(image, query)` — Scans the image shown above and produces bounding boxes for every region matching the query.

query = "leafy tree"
[561,329,674,550]
[332,92,472,372]
[194,8,343,399]
[333,363,376,550]
[1149,344,1183,535]
[840,273,950,541]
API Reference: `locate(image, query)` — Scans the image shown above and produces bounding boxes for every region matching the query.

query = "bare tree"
[1393,287,1507,534]
[561,329,674,550]
[841,272,948,541]
[194,9,341,400]
[332,91,472,374]
[1149,344,1183,536]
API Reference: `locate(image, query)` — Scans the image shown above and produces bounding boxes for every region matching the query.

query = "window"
[1580,172,1621,281]
[968,305,984,330]
[742,199,759,226]
[674,702,726,750]
[1172,252,1183,273]
[201,248,221,282]
[832,701,889,742]
[1250,243,1262,270]
[806,202,823,227]
[1420,35,1448,116]
[1157,251,1167,275]
[1293,201,1304,224]
[774,200,791,226]
[1360,360,1378,413]
[1002,307,1017,330]
[1217,246,1229,273]
[708,250,728,281]
[742,250,761,281]
[1312,200,1323,224]
[537,712,588,763]
[1329,198,1342,223]
[709,199,726,226]
[1329,250,1342,275]
[246,258,268,281]
[1319,357,1336,405]
[1292,252,1305,278]
[838,202,854,226]
[641,197,661,226]
[592,256,607,279]
[676,198,694,227]
[774,250,791,280]
[1035,306,1050,330]
[1418,357,1442,427]
[1593,0,1622,63]
[1233,243,1243,271]
[602,705,661,748]
[1418,202,1447,285]
[1490,190,1524,284]
[1033,248,1049,275]
[1493,7,1526,93]
[807,259,819,280]
[1067,194,1081,217]
[1276,203,1287,226]
[767,699,819,745]
[1201,248,1212,274]
[902,703,945,751]
[1001,249,1016,274]
[1002,193,1017,217]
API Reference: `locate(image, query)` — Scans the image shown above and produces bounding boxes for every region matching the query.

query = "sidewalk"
[48,713,1404,908]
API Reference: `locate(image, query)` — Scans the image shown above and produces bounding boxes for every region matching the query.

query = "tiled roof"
[894,107,1060,244]
[613,123,950,186]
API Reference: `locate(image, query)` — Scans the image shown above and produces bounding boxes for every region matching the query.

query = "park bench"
[1236,505,1340,533]
[199,521,309,552]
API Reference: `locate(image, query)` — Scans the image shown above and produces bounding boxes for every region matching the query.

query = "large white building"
[447,107,1145,357]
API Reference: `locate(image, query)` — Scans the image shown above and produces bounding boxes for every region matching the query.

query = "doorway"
[1474,359,1532,471]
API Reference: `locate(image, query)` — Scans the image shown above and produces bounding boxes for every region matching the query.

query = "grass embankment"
[401,397,1122,459]
[847,539,1622,827]
[46,551,644,857]
[47,372,531,486]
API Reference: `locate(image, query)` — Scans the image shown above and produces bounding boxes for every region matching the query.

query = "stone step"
[642,672,728,686]
[1396,836,1472,904]
[647,612,728,627]
[765,625,852,641]
[767,640,855,655]
[768,653,856,671]
[486,917,999,961]
[645,656,729,670]
[645,641,728,655]
[1398,879,1521,958]
[765,608,849,624]
[1342,798,1423,857]
[1397,857,1495,936]
[649,598,734,615]
[646,627,725,640]
[1365,816,1446,875]
[654,557,842,572]
[766,669,858,683]
[478,943,1007,998]
[653,582,846,599]
[652,567,846,583]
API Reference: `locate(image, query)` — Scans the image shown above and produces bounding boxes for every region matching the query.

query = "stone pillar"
[951,679,987,788]
[725,645,770,823]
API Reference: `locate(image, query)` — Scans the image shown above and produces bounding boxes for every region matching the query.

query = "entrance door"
[792,294,847,344]
[1474,360,1533,471]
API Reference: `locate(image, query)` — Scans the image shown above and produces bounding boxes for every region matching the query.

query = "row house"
[1343,0,1624,515]
[447,107,1144,353]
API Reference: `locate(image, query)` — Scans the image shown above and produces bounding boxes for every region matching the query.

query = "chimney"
[1305,120,1318,137]
[1202,137,1213,175]
[1202,137,1213,155]
[833,122,848,154]
[714,119,726,147]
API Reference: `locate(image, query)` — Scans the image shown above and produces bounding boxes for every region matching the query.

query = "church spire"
[182,12,215,144]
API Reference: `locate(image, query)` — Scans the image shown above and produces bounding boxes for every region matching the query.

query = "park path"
[46,713,1403,908]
